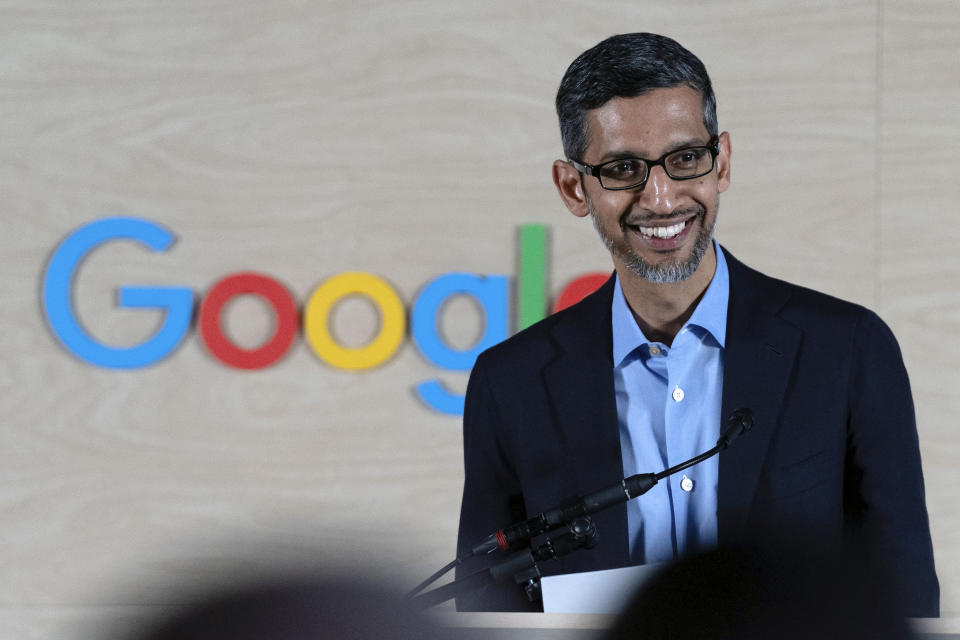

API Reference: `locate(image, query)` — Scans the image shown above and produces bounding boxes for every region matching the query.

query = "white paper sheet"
[541,564,662,614]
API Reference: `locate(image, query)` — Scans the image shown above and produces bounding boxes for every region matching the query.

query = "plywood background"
[2,1,957,637]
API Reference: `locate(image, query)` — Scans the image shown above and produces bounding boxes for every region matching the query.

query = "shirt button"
[649,345,661,356]
[672,386,685,402]
[681,475,694,492]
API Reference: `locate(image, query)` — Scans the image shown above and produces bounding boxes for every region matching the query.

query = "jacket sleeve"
[454,352,540,611]
[845,309,939,617]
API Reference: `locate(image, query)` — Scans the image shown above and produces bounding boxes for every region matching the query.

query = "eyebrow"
[597,138,707,164]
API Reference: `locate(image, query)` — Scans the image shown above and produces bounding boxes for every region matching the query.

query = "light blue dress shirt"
[612,241,729,565]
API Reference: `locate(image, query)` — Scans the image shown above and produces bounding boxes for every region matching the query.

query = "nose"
[638,166,677,213]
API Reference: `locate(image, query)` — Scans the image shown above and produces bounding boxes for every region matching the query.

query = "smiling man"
[455,33,938,616]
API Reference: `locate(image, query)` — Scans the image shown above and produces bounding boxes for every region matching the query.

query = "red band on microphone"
[495,530,509,551]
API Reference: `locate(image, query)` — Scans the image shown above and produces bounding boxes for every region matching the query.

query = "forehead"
[583,86,708,161]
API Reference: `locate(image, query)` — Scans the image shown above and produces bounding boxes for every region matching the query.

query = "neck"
[616,243,718,346]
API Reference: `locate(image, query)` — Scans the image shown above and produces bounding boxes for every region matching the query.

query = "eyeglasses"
[570,136,720,191]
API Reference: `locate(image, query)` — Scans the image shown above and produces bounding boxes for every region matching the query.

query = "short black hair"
[556,33,718,161]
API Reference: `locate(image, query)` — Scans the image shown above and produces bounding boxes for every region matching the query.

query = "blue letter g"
[42,217,193,368]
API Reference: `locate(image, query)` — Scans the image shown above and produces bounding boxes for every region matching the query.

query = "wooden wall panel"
[0,1,956,636]
[881,0,960,618]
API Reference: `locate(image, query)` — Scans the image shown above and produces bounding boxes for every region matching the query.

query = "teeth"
[637,221,686,239]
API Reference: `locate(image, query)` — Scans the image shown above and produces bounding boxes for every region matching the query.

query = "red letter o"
[553,273,610,312]
[199,272,298,369]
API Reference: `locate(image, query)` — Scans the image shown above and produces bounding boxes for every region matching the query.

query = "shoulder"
[472,272,616,374]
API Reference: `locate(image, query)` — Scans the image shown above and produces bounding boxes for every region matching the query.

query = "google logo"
[42,217,608,415]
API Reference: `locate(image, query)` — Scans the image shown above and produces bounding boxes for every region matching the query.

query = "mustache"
[619,205,705,231]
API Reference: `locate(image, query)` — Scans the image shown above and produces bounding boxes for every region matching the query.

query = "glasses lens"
[664,147,714,179]
[598,158,648,189]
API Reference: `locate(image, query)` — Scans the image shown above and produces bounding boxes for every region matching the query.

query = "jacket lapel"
[541,275,630,569]
[718,249,802,543]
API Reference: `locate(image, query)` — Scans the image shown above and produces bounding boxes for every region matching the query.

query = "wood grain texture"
[880,0,960,617]
[0,1,957,634]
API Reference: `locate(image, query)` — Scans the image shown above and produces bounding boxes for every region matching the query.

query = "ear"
[552,159,590,218]
[716,131,732,194]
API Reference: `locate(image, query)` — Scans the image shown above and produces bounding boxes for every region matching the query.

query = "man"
[455,33,938,615]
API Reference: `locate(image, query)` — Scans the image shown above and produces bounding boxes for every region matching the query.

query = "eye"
[667,148,708,171]
[600,159,644,181]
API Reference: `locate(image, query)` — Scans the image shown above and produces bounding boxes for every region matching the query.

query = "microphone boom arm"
[472,408,753,555]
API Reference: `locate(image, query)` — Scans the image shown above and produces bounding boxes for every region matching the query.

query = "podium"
[433,613,960,640]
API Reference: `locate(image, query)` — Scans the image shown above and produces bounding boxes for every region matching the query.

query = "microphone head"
[730,407,753,433]
[718,408,753,449]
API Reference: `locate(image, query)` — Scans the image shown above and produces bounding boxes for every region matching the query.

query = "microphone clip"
[490,516,601,604]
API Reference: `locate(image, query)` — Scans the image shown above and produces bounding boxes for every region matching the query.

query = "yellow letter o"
[304,272,405,370]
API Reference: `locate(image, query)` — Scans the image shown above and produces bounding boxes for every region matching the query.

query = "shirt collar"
[611,239,729,367]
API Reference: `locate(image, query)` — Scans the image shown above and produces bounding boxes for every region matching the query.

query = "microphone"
[717,407,753,450]
[408,408,757,607]
[471,408,754,556]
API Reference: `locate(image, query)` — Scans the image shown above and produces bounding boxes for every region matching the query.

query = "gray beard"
[588,201,716,284]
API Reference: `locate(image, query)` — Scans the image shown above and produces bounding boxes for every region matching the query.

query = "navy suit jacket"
[455,247,938,615]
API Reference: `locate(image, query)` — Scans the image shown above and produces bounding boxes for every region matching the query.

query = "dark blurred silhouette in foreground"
[608,545,914,640]
[127,575,446,640]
